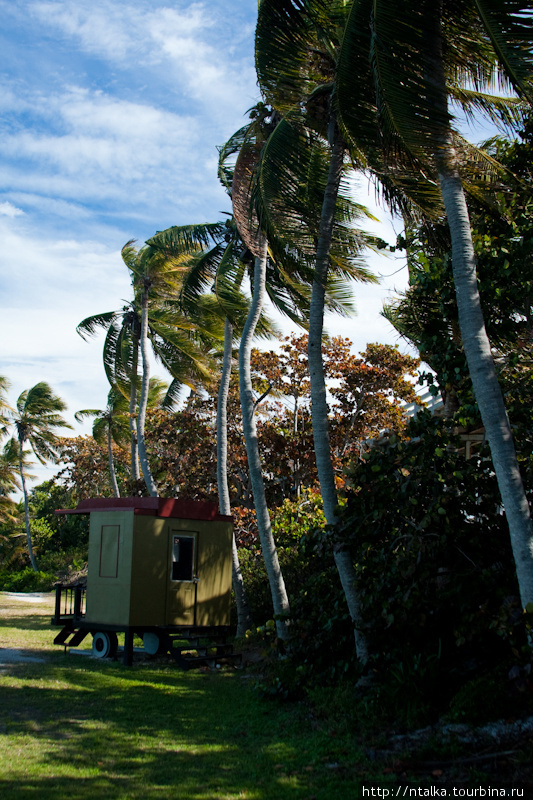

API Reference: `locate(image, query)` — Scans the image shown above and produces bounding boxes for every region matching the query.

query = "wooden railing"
[52,583,86,624]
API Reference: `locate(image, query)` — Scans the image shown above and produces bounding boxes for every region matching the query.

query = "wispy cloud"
[0,201,24,217]
[28,1,257,116]
[0,81,234,230]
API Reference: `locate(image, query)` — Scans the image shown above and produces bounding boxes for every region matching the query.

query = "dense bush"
[336,414,532,720]
[28,481,89,552]
[237,493,362,697]
[0,567,57,592]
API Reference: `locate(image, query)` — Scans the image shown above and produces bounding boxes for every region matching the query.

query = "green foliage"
[0,567,57,592]
[337,415,530,720]
[238,494,362,698]
[29,480,89,552]
[37,548,88,579]
[446,667,533,725]
[30,518,55,552]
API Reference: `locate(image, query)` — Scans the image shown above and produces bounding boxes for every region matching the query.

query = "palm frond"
[160,379,186,411]
[147,223,226,253]
[475,0,533,103]
[76,310,119,341]
[449,86,525,130]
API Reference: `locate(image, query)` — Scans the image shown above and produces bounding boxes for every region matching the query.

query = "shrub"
[337,415,530,720]
[0,567,57,592]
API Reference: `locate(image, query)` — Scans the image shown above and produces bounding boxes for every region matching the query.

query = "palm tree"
[335,0,533,612]
[7,383,71,571]
[148,218,259,636]
[0,375,11,426]
[78,237,224,495]
[256,1,380,661]
[124,239,225,496]
[0,379,21,528]
[225,106,295,640]
[221,95,377,640]
[77,302,142,481]
[0,438,24,528]
[75,385,130,497]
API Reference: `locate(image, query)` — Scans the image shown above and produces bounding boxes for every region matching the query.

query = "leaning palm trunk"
[308,122,369,664]
[239,235,291,640]
[429,14,533,610]
[439,165,533,608]
[217,317,253,636]
[107,424,121,498]
[128,345,140,481]
[18,444,37,572]
[136,288,159,497]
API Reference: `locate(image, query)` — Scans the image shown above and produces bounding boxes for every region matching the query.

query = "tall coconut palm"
[7,383,72,571]
[77,302,142,481]
[224,99,371,640]
[256,0,532,658]
[256,0,382,661]
[78,235,224,495]
[124,239,225,496]
[0,379,21,527]
[0,438,25,527]
[148,218,261,636]
[75,385,131,497]
[225,106,296,640]
[335,0,533,612]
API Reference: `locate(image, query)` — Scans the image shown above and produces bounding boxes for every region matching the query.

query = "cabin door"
[165,529,199,626]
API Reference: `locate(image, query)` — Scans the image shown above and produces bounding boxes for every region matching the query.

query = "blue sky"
[0,0,410,486]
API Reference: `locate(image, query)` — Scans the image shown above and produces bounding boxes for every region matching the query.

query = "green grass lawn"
[0,592,385,799]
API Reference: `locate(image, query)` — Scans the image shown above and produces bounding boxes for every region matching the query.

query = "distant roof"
[404,387,443,418]
[55,497,232,523]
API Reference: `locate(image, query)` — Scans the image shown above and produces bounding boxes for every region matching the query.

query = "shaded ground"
[0,648,46,665]
[1,591,533,795]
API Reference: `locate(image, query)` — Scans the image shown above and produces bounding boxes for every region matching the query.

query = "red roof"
[55,497,232,522]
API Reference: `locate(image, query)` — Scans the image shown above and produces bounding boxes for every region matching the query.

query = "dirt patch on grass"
[1,592,55,615]
[0,648,46,666]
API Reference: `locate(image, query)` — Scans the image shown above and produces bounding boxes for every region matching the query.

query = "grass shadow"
[0,614,56,632]
[0,657,370,800]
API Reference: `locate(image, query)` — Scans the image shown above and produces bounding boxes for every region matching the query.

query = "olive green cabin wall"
[86,510,233,628]
[195,521,232,626]
[129,516,167,626]
[86,509,134,626]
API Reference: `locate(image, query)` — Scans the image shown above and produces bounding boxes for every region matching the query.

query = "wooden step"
[53,625,74,646]
[53,626,89,648]
[67,629,89,647]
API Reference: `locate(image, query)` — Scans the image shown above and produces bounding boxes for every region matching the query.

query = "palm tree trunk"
[18,442,37,572]
[129,345,140,481]
[137,289,159,497]
[440,167,533,608]
[239,235,291,640]
[430,10,533,610]
[218,316,253,636]
[107,425,121,498]
[308,120,369,664]
[217,318,233,515]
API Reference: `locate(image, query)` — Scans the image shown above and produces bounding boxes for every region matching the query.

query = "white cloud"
[0,201,24,216]
[29,0,138,61]
[6,193,92,220]
[0,216,130,309]
[28,1,258,116]
[0,85,208,210]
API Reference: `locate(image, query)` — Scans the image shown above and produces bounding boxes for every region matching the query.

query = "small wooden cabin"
[53,497,235,666]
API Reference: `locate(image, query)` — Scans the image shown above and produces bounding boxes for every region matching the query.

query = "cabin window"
[171,534,195,581]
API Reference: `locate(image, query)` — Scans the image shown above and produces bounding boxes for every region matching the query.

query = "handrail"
[53,583,86,624]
